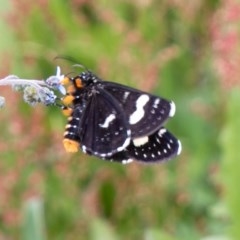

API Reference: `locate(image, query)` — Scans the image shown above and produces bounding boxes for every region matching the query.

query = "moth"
[61,71,181,164]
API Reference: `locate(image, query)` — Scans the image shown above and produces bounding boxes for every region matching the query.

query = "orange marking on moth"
[63,139,80,153]
[65,124,71,129]
[62,95,74,105]
[67,85,75,94]
[62,108,73,116]
[75,78,83,88]
[61,77,71,86]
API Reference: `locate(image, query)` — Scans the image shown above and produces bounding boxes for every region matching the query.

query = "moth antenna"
[54,55,79,63]
[65,71,77,77]
[72,64,90,72]
[54,56,88,69]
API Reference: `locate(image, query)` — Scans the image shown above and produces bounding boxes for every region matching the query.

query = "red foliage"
[6,0,48,27]
[211,0,240,89]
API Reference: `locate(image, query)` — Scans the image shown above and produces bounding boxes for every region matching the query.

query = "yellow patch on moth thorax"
[75,78,83,88]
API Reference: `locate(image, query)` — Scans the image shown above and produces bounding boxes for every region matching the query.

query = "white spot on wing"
[133,136,149,147]
[177,140,182,155]
[82,145,87,153]
[99,114,116,128]
[123,91,130,100]
[169,101,176,117]
[129,94,150,124]
[122,159,133,164]
[116,129,131,151]
[153,98,160,108]
[158,128,166,137]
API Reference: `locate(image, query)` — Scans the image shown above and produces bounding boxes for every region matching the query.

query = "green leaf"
[22,198,47,240]
[89,218,119,240]
[144,228,175,240]
[220,88,240,239]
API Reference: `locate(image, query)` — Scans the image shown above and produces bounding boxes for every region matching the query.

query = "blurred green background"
[0,0,240,239]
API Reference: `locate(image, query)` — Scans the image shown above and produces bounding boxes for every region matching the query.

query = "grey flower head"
[0,66,66,107]
[39,87,57,106]
[0,96,5,108]
[23,86,40,106]
[46,66,66,95]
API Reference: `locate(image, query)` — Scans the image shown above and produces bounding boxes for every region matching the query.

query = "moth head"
[79,71,98,85]
[70,72,91,89]
[80,71,92,80]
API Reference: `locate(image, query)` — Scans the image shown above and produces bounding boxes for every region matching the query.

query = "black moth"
[62,71,181,164]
